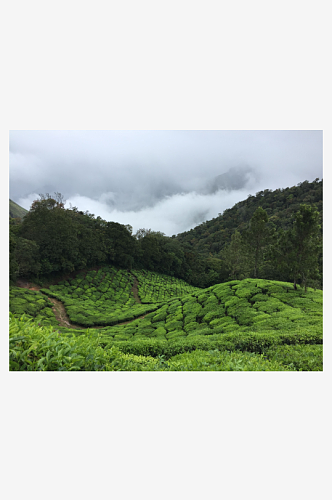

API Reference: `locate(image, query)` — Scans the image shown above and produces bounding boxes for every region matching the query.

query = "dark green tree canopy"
[9,185,322,291]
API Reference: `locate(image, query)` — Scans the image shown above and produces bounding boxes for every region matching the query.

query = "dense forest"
[175,178,322,254]
[9,178,322,290]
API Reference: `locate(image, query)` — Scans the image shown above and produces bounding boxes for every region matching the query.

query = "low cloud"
[19,189,255,236]
[12,130,322,235]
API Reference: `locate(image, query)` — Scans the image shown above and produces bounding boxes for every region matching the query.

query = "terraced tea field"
[9,266,323,371]
[131,269,201,303]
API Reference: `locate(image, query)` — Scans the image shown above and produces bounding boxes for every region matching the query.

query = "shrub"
[167,349,292,371]
[154,327,167,335]
[165,320,183,332]
[265,345,323,371]
[166,330,187,340]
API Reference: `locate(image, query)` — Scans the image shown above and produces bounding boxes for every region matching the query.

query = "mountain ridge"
[9,199,28,219]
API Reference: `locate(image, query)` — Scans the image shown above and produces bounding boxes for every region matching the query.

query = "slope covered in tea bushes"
[131,269,201,303]
[9,267,323,371]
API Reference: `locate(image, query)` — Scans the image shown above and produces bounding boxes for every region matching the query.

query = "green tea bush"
[265,344,323,371]
[184,322,199,333]
[10,287,57,326]
[167,349,292,371]
[10,274,323,370]
[165,320,183,332]
[151,310,168,322]
[183,315,197,327]
[166,330,187,340]
[203,310,225,323]
[132,270,202,303]
[110,327,322,361]
[154,327,167,335]
[10,314,112,371]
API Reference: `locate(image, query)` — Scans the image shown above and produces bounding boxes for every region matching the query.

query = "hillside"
[9,199,28,219]
[9,266,323,371]
[175,178,322,256]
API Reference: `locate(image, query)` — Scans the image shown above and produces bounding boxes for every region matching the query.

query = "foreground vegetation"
[9,269,323,371]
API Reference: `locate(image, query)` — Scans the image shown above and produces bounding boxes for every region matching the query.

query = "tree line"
[219,204,321,290]
[10,188,322,290]
[9,193,213,287]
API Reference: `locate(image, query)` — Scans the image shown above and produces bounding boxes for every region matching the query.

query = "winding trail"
[131,275,142,304]
[16,279,79,329]
[15,274,149,330]
[48,297,79,329]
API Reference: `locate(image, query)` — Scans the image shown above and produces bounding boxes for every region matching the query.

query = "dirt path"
[131,276,142,304]
[15,279,78,329]
[15,276,149,330]
[47,297,79,329]
[16,279,41,291]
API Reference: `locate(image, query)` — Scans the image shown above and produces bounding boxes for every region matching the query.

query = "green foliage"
[265,344,322,371]
[9,314,161,371]
[167,349,292,371]
[10,300,322,370]
[133,269,201,303]
[271,204,321,290]
[220,230,251,280]
[10,287,58,326]
[242,207,270,278]
[10,199,28,219]
[39,265,161,327]
[175,179,322,287]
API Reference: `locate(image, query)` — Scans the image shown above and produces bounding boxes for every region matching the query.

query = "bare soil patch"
[47,297,77,328]
[16,279,41,291]
[131,276,141,304]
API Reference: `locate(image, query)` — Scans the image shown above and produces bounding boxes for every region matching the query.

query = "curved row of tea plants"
[57,278,322,342]
[54,278,323,372]
[9,287,58,327]
[9,270,323,370]
[38,266,159,326]
[132,269,202,303]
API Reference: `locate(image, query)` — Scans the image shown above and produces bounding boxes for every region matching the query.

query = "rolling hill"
[9,199,28,219]
[175,178,322,256]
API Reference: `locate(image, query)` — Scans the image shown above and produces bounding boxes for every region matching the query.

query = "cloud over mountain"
[10,130,322,236]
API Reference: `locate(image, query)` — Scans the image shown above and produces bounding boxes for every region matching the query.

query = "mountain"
[9,199,28,219]
[175,178,322,257]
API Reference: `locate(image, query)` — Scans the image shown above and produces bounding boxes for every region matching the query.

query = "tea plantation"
[9,266,323,371]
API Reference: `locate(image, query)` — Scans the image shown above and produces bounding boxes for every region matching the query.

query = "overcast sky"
[9,130,323,236]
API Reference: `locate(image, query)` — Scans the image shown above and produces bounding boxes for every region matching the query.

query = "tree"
[105,221,136,269]
[243,207,270,278]
[13,238,41,278]
[272,204,321,290]
[220,230,250,280]
[20,193,80,274]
